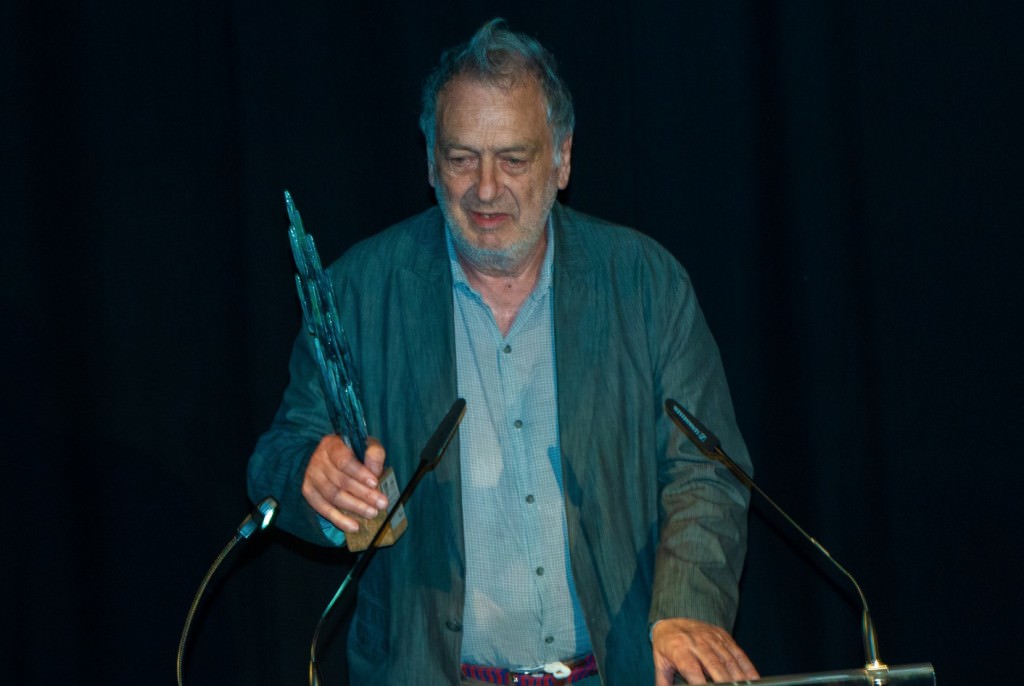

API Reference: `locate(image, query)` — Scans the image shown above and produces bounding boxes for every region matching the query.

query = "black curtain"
[4,2,1020,684]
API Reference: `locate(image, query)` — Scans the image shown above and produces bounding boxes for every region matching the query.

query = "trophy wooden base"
[344,467,407,552]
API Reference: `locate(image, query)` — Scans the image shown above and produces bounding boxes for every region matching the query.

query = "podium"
[717,663,935,685]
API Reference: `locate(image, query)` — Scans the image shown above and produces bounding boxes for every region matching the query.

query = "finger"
[362,437,386,478]
[694,628,756,682]
[721,643,759,681]
[308,461,388,518]
[335,452,382,490]
[310,442,386,518]
[695,649,731,683]
[654,642,708,685]
[655,662,686,686]
[302,484,364,533]
[674,659,708,685]
[321,437,380,488]
[331,443,389,510]
[695,638,758,683]
[328,488,385,525]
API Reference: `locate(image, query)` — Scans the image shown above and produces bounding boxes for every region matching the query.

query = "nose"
[475,158,500,203]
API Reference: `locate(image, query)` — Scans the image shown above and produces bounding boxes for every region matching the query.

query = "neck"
[457,232,547,336]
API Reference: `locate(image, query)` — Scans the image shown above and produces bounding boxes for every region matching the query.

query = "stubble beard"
[436,184,557,276]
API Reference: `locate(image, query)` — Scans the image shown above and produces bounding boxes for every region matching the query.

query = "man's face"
[429,75,572,274]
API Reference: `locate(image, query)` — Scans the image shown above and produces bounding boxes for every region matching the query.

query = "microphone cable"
[177,496,279,686]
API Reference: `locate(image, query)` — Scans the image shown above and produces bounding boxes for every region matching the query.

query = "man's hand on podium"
[652,617,759,685]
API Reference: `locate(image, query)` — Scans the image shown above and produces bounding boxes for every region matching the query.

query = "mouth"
[468,210,512,229]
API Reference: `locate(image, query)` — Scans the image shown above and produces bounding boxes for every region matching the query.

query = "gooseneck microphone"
[177,496,280,686]
[309,398,467,686]
[664,399,886,674]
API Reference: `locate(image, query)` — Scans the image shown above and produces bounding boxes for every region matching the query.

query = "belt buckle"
[508,661,578,685]
[509,667,548,685]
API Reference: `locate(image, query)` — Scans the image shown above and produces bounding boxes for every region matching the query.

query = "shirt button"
[503,344,512,353]
[545,636,555,644]
[525,494,535,504]
[514,419,523,429]
[445,620,462,632]
[536,567,545,576]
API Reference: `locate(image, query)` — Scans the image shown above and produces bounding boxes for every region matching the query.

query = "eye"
[502,157,527,172]
[444,153,479,173]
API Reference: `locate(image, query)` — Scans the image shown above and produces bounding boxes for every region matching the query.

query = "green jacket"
[248,202,751,684]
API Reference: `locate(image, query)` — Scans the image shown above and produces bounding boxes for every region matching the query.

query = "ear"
[427,157,437,188]
[556,135,573,190]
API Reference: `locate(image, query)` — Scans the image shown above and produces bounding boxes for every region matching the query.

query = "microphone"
[238,496,280,539]
[664,399,886,674]
[177,497,280,686]
[308,398,467,686]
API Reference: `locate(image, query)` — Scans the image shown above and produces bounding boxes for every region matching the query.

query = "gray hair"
[419,18,575,165]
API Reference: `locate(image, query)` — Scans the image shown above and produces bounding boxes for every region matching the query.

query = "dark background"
[3,1,1021,684]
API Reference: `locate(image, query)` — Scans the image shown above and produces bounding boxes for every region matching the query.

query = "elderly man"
[248,18,758,686]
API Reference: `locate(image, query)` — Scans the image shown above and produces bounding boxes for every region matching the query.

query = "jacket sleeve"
[246,325,343,546]
[647,250,752,631]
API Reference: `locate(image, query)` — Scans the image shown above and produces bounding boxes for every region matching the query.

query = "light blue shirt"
[447,226,592,669]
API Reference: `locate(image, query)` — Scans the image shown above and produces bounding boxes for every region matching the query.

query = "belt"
[461,654,598,685]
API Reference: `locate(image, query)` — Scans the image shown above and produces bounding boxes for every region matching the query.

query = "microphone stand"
[664,399,887,676]
[176,497,279,686]
[309,398,467,686]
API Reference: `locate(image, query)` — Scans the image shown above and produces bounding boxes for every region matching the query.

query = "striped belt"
[461,654,598,685]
